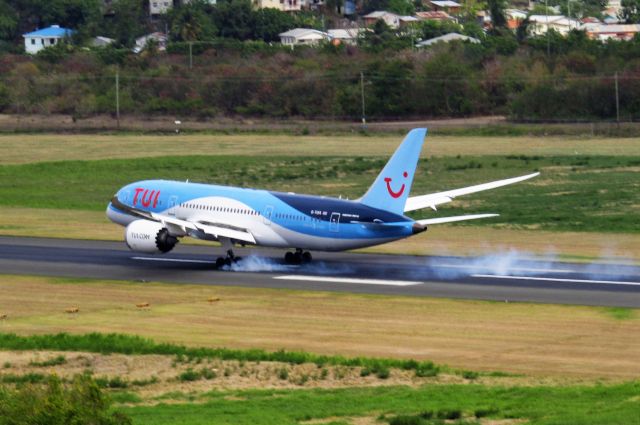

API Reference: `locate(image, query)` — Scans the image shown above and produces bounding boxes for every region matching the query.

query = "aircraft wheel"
[215,257,225,269]
[302,251,312,263]
[233,256,242,263]
[284,252,294,264]
[224,257,232,266]
[293,251,302,264]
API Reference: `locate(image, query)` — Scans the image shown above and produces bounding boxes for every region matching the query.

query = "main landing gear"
[215,249,242,269]
[284,249,312,265]
[215,237,241,269]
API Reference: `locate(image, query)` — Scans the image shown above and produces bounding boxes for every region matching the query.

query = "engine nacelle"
[125,220,178,254]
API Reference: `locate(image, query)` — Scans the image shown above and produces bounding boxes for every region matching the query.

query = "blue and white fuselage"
[107,180,417,252]
[106,128,538,264]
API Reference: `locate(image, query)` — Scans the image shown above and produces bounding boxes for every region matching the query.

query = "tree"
[620,0,640,23]
[167,1,217,42]
[487,0,507,30]
[107,0,148,47]
[253,8,295,42]
[212,0,254,40]
[0,1,18,41]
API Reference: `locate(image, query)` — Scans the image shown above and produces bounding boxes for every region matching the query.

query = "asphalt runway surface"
[1,236,639,307]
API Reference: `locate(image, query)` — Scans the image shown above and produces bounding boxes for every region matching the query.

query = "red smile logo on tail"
[384,171,408,198]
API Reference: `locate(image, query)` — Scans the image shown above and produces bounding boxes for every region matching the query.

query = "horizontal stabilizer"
[417,213,499,226]
[405,172,539,212]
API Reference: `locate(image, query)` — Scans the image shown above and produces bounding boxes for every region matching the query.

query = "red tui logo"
[133,188,160,208]
[384,171,408,199]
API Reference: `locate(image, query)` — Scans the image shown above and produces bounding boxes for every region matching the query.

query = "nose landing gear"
[284,249,312,264]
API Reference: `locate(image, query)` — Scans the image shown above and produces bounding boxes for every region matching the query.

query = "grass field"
[0,154,638,234]
[0,274,638,379]
[1,134,639,165]
[122,383,640,425]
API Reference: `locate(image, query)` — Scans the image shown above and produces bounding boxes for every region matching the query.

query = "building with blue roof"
[23,25,74,55]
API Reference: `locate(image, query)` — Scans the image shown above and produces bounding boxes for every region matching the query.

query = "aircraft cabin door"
[168,196,178,216]
[263,205,274,225]
[330,212,340,232]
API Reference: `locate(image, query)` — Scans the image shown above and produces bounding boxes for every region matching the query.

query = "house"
[22,25,73,55]
[399,15,420,27]
[133,32,168,53]
[363,11,401,28]
[587,24,640,41]
[327,28,363,45]
[428,0,461,14]
[505,9,527,30]
[149,0,172,15]
[91,36,115,47]
[256,0,301,11]
[416,32,480,47]
[279,28,329,46]
[415,11,454,22]
[528,15,582,36]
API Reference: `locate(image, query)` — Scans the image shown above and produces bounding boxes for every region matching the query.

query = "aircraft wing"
[150,212,256,244]
[110,197,256,244]
[416,214,498,226]
[404,172,539,213]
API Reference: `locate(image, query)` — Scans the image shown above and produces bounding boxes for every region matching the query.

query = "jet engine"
[125,220,178,254]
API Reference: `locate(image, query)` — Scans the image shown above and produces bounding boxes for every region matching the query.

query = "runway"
[1,236,639,307]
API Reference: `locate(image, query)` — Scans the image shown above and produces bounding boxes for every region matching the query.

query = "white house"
[327,28,363,45]
[528,15,582,35]
[91,36,115,47]
[133,32,168,53]
[255,0,301,12]
[22,25,73,55]
[279,28,329,46]
[416,32,480,47]
[149,0,172,15]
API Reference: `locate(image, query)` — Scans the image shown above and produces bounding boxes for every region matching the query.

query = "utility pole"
[545,0,550,57]
[115,70,120,129]
[360,71,366,129]
[615,72,620,124]
[189,42,193,69]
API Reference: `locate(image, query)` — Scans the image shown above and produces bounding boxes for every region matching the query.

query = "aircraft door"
[168,196,178,216]
[330,212,340,232]
[263,205,274,225]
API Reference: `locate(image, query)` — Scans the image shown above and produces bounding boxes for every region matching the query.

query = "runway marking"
[438,264,574,273]
[132,256,215,264]
[274,275,422,286]
[473,274,640,287]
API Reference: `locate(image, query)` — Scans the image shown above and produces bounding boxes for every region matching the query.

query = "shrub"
[178,368,200,382]
[462,370,479,380]
[29,355,66,367]
[0,374,131,424]
[277,367,289,380]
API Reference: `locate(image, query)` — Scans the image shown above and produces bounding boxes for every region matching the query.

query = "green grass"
[0,333,440,376]
[122,383,640,425]
[604,307,636,320]
[0,154,638,233]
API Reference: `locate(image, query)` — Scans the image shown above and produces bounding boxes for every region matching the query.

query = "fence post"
[615,72,620,124]
[115,70,120,129]
[360,71,366,129]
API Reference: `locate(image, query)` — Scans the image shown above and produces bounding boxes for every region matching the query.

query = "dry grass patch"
[0,275,638,380]
[1,134,639,165]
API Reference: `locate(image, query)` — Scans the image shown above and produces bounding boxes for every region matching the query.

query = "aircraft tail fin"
[359,128,426,215]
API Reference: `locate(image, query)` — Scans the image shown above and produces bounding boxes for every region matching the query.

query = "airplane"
[106,128,539,268]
